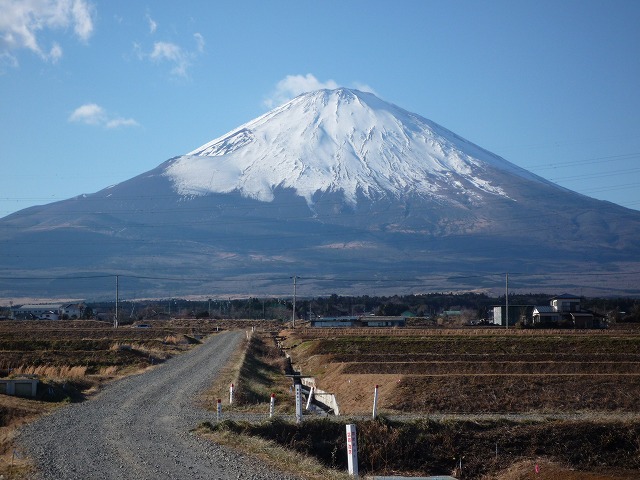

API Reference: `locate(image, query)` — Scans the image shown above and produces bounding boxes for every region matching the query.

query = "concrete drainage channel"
[277,334,340,416]
[300,378,340,415]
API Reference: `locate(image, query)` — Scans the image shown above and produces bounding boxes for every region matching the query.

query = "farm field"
[202,326,640,479]
[282,327,640,415]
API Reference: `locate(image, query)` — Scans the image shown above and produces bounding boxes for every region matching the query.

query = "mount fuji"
[2,88,639,300]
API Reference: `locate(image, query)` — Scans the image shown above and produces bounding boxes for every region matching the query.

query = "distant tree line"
[65,293,640,324]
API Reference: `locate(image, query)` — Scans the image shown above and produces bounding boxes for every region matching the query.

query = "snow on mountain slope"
[164,88,549,207]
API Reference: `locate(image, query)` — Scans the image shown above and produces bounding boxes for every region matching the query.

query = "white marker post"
[372,384,379,419]
[216,398,222,421]
[305,386,315,410]
[229,383,234,405]
[346,424,359,477]
[295,384,303,423]
[269,393,276,418]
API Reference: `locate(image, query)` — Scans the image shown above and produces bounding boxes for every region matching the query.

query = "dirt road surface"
[17,331,299,479]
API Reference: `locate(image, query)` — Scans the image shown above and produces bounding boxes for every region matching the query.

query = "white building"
[12,303,85,320]
[60,303,83,319]
[13,304,64,319]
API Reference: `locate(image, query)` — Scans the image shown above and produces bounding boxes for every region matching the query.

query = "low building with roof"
[310,315,405,328]
[532,305,560,324]
[12,304,65,320]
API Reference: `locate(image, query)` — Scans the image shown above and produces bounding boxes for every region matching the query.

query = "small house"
[531,293,598,328]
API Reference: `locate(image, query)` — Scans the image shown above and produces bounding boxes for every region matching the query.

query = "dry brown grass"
[201,416,640,480]
[98,366,118,376]
[163,335,181,345]
[11,365,88,379]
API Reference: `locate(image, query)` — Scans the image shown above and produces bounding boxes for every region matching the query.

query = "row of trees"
[78,293,640,324]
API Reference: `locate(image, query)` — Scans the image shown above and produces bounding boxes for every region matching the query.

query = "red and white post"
[269,393,276,418]
[229,383,234,405]
[346,424,359,477]
[216,398,222,421]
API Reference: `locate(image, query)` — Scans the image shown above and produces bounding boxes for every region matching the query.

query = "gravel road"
[17,331,300,480]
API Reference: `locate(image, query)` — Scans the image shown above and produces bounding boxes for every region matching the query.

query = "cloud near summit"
[264,74,376,108]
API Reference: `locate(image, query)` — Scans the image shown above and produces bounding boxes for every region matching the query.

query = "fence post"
[306,386,315,410]
[346,424,359,477]
[269,393,276,417]
[372,384,379,419]
[295,384,302,423]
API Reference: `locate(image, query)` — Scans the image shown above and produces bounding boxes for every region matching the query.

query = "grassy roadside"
[197,421,353,480]
[199,416,640,480]
[199,330,296,415]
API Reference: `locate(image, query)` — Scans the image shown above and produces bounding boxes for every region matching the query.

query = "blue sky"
[1,0,639,218]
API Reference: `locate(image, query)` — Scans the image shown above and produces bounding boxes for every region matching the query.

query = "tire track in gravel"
[17,331,300,480]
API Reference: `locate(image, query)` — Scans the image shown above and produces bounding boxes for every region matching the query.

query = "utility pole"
[505,272,509,330]
[291,275,298,328]
[114,275,119,329]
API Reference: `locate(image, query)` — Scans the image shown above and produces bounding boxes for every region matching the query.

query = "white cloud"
[353,82,377,95]
[150,41,189,77]
[106,117,140,129]
[69,103,139,129]
[69,103,105,125]
[264,74,338,108]
[70,0,93,40]
[0,0,94,65]
[146,13,157,34]
[264,74,377,108]
[194,32,205,53]
[150,42,182,62]
[146,34,205,78]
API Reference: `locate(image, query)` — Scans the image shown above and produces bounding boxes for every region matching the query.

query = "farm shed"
[310,316,359,328]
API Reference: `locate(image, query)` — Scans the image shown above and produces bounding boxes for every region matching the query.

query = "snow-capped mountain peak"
[3,88,640,300]
[163,88,542,206]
